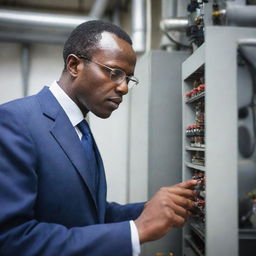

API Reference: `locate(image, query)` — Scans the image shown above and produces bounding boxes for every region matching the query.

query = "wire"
[163,31,192,50]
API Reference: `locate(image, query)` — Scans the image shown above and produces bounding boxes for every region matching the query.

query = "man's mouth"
[107,97,122,108]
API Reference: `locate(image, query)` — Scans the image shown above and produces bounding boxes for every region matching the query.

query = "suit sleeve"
[105,202,144,223]
[0,106,133,256]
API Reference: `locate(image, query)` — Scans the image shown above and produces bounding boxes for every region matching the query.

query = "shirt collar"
[49,81,84,127]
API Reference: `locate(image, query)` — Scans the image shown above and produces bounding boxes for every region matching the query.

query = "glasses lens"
[110,69,125,83]
[110,68,139,90]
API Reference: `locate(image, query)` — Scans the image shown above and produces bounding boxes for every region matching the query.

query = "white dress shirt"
[49,81,140,256]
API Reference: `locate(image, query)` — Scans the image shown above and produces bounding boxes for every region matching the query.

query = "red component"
[192,89,198,95]
[185,92,191,98]
[197,84,205,92]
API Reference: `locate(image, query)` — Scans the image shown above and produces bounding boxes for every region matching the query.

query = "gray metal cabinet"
[182,27,256,256]
[130,50,189,256]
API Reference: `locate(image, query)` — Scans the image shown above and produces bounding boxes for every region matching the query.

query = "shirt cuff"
[130,220,141,256]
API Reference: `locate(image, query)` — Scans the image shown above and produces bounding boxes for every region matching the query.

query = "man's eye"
[103,67,111,73]
[111,69,123,79]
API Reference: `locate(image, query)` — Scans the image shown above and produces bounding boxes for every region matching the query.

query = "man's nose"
[116,79,129,95]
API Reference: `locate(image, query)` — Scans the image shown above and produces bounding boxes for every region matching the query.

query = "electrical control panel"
[182,27,256,256]
[183,55,206,256]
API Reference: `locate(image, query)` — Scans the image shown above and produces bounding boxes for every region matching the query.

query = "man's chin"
[94,110,113,119]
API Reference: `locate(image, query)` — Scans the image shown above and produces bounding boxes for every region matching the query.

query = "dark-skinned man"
[0,20,197,256]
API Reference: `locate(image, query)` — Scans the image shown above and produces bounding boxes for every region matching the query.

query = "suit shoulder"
[0,94,40,116]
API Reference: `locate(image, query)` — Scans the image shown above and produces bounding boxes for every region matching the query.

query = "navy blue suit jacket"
[0,87,144,256]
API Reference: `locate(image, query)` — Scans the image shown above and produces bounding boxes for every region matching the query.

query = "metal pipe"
[131,0,146,52]
[146,0,152,52]
[89,0,110,18]
[0,8,94,43]
[226,3,256,27]
[0,30,69,44]
[112,0,121,26]
[160,0,179,51]
[0,8,91,29]
[160,17,189,32]
[21,44,30,97]
[238,39,256,46]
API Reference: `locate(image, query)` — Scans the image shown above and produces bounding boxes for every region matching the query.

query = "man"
[0,20,196,255]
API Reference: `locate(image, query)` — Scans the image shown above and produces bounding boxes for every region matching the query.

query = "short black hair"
[62,20,133,71]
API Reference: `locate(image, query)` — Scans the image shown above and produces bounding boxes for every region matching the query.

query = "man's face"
[69,32,137,118]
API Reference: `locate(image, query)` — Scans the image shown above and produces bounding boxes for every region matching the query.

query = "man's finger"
[169,194,195,209]
[167,186,197,199]
[176,179,198,189]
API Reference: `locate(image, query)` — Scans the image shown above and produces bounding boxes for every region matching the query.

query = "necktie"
[77,120,98,193]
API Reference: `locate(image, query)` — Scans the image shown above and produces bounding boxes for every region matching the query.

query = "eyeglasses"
[78,55,139,90]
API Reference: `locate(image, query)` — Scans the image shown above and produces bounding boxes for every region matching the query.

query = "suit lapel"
[37,87,98,211]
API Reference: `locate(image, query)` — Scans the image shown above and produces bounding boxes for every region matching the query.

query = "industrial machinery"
[161,0,256,50]
[133,1,256,255]
[179,1,256,256]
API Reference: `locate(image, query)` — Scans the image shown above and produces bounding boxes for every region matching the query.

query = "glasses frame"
[77,55,139,89]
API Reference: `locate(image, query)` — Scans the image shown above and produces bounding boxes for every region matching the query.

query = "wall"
[0,43,63,101]
[0,43,23,103]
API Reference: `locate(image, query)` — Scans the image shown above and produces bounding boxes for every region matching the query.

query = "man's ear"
[66,54,83,77]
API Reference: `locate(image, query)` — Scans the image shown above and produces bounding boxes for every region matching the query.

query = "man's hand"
[134,179,197,244]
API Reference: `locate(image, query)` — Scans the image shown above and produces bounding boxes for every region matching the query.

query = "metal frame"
[182,26,256,256]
